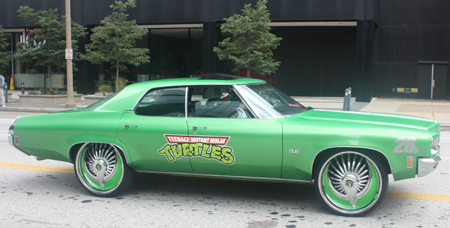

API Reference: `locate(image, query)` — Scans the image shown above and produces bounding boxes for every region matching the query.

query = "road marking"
[0,162,74,173]
[1,162,449,202]
[386,191,450,202]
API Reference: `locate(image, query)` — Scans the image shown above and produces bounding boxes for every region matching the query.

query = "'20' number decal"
[394,137,418,153]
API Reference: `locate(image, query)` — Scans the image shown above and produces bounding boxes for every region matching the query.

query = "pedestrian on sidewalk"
[0,72,5,107]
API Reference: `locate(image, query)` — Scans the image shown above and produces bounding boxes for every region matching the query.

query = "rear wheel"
[75,143,134,197]
[314,151,388,216]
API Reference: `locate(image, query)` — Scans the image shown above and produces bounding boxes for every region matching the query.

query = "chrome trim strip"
[8,135,30,156]
[135,170,313,184]
[311,146,394,179]
[184,86,188,121]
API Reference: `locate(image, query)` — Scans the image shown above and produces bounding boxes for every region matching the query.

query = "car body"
[8,74,441,216]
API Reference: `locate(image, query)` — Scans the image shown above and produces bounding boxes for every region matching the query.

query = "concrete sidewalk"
[293,96,450,127]
[1,92,449,127]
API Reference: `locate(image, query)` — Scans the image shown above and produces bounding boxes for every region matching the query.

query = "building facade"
[0,0,449,101]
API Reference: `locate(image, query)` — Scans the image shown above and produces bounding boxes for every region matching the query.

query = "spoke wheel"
[75,143,134,197]
[314,151,388,216]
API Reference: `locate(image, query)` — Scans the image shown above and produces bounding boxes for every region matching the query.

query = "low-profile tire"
[75,143,134,197]
[314,151,388,216]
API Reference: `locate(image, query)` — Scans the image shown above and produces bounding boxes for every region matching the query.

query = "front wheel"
[75,143,134,197]
[314,151,388,216]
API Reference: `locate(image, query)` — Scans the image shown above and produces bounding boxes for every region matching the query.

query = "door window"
[135,87,186,117]
[188,86,254,118]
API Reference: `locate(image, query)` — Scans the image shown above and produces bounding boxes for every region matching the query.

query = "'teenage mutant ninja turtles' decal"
[158,135,235,165]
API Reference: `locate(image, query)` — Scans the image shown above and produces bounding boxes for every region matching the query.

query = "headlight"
[431,135,440,155]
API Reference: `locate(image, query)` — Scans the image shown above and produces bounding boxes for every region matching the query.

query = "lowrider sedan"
[8,74,441,216]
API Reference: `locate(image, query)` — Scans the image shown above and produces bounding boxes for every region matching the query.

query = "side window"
[188,86,254,118]
[135,87,186,117]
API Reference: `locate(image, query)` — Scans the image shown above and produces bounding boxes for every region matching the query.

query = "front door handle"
[124,125,138,129]
[192,126,207,130]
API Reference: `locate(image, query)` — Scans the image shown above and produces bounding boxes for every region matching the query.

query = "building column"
[356,20,375,102]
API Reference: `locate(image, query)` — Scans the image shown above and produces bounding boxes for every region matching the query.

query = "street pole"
[65,0,76,108]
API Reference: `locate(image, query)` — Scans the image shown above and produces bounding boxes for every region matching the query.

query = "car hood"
[288,109,439,131]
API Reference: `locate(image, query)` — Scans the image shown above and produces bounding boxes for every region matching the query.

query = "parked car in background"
[8,74,441,216]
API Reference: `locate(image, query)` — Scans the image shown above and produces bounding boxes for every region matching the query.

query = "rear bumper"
[417,156,441,177]
[8,135,30,156]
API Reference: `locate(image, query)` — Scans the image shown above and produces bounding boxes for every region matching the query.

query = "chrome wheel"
[75,143,133,197]
[315,151,388,216]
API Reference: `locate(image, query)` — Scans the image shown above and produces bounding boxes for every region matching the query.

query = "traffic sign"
[65,49,73,60]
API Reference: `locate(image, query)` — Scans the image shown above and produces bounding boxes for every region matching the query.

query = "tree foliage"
[82,0,150,91]
[0,26,9,74]
[213,0,282,77]
[15,6,86,88]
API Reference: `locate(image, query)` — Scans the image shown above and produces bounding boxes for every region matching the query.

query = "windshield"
[237,83,309,118]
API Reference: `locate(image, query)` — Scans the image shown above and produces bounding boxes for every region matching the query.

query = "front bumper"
[417,156,441,177]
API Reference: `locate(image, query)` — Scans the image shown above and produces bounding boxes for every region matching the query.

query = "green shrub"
[98,84,113,96]
[116,77,127,92]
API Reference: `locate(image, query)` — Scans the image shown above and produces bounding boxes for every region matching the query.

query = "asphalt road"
[0,113,449,228]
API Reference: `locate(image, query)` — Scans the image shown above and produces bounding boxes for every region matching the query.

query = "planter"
[84,95,106,105]
[19,94,83,105]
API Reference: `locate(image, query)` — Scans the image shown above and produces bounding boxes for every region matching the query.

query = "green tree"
[0,26,10,74]
[82,0,149,91]
[15,6,86,88]
[213,0,282,77]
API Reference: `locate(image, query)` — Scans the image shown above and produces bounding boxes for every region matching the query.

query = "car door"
[185,85,283,178]
[117,87,193,173]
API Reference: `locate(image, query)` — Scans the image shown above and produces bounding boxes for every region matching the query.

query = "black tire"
[75,143,134,197]
[314,151,388,216]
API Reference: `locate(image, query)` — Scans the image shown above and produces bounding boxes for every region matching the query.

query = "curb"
[0,107,69,113]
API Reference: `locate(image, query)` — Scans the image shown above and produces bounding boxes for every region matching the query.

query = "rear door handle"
[124,125,138,129]
[192,126,207,130]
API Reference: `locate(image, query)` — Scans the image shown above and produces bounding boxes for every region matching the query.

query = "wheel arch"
[68,142,131,167]
[311,147,393,180]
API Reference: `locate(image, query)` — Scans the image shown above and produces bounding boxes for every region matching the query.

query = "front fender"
[280,118,437,181]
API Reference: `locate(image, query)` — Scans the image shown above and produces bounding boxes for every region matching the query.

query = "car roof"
[96,74,266,111]
[127,74,266,90]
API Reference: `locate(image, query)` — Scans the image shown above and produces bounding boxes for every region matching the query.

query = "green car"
[8,74,441,216]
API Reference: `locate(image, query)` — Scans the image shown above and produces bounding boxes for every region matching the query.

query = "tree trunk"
[116,61,119,92]
[247,69,250,78]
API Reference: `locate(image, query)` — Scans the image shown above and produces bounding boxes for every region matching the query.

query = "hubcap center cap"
[93,159,107,188]
[341,174,359,207]
[346,180,354,187]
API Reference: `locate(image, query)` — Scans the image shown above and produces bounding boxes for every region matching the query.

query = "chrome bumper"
[417,156,441,177]
[8,135,30,156]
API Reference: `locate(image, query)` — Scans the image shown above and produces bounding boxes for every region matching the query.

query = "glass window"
[188,86,254,118]
[236,83,309,118]
[135,87,186,117]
